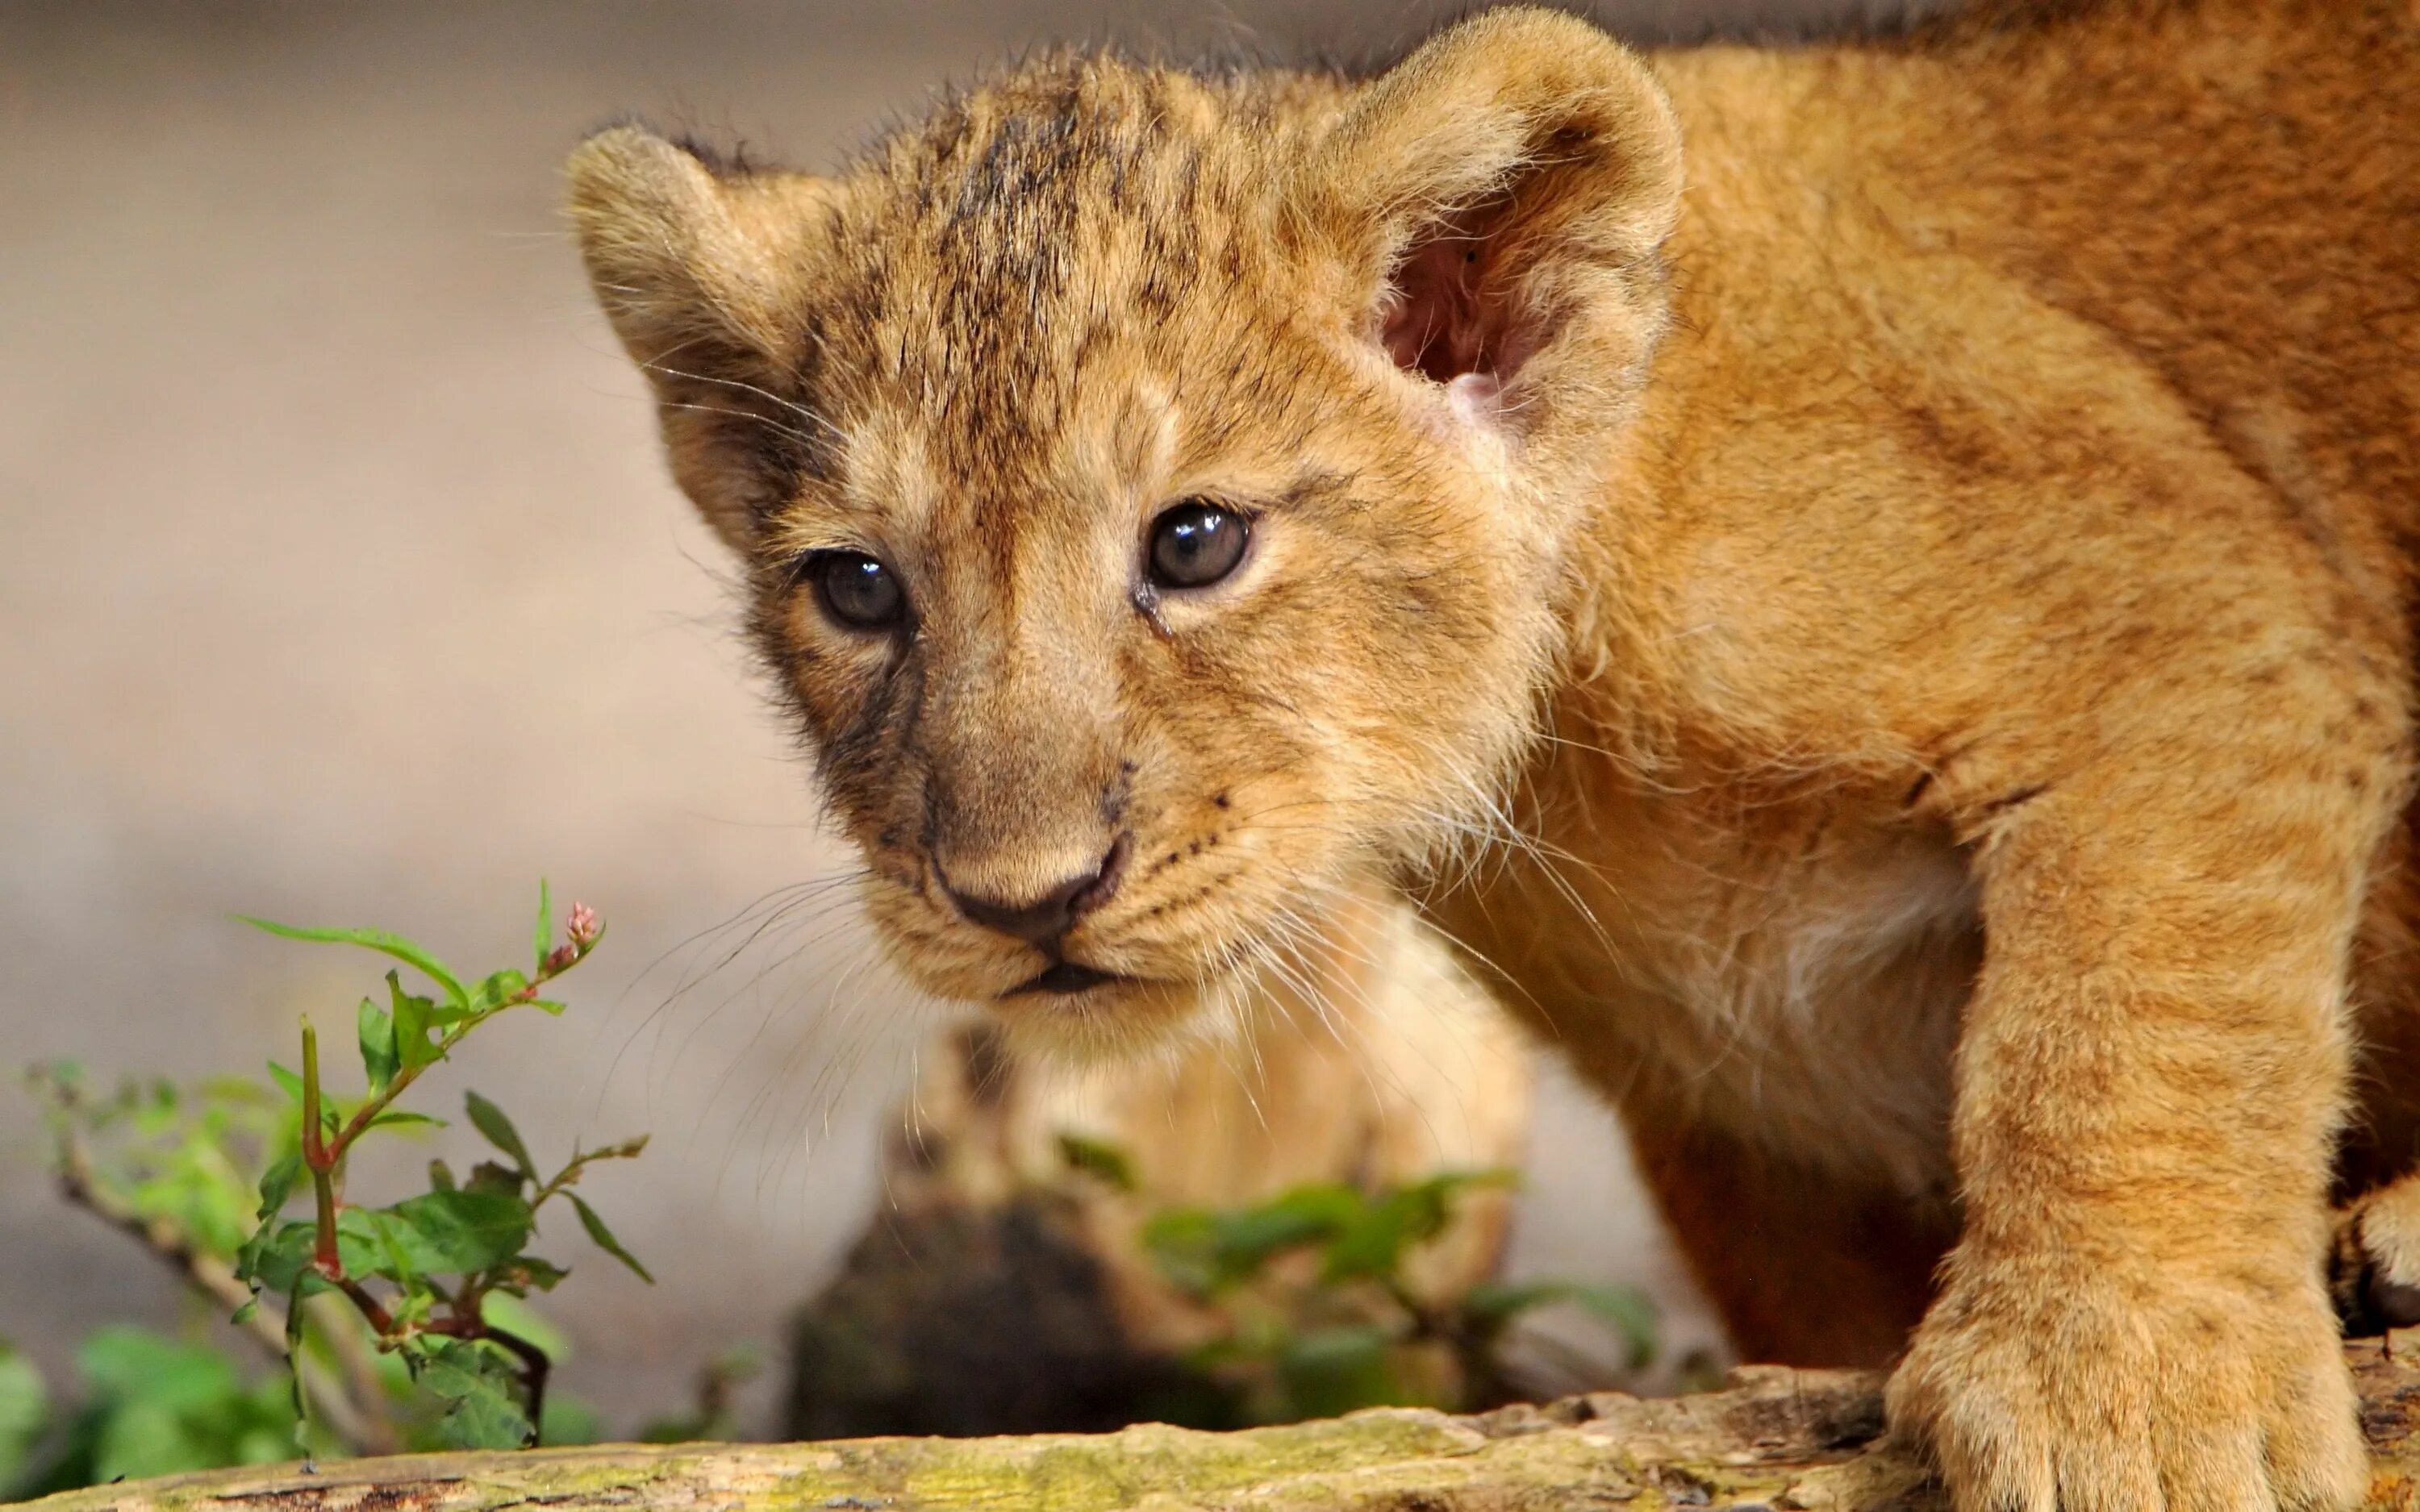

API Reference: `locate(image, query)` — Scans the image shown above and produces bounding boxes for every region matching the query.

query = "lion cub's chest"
[1439,778,1983,1196]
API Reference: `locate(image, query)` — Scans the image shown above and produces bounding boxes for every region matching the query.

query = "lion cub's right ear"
[1295,7,1682,436]
[565,126,839,553]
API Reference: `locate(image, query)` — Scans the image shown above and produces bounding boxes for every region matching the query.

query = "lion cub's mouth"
[1005,960,1128,997]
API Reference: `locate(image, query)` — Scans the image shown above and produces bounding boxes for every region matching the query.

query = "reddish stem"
[336,1278,394,1334]
[301,1021,342,1277]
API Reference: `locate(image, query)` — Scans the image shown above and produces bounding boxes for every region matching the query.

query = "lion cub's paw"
[1887,1252,2365,1512]
[2334,1177,2420,1335]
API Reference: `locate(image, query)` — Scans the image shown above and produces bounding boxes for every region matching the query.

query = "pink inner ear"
[1378,202,1531,387]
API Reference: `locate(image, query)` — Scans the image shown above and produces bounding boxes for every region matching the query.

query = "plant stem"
[301,1021,342,1278]
[336,1278,397,1335]
[473,1323,551,1437]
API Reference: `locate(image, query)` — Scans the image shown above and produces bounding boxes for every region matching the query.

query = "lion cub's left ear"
[1296,6,1683,427]
[565,126,841,553]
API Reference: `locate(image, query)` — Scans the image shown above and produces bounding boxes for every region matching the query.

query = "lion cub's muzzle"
[936,831,1135,996]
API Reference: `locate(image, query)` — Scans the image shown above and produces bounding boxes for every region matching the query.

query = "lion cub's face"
[571,9,1680,1050]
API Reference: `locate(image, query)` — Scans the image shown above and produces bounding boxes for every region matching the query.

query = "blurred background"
[2,0,1913,1442]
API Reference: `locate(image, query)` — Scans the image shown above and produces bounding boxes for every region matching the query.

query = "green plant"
[1135,1170,1657,1424]
[21,887,653,1489]
[2,1328,302,1497]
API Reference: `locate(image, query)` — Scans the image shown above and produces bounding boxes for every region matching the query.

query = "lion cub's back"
[1943,0,2416,570]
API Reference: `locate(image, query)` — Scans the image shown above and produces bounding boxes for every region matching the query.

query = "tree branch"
[26,1335,2420,1512]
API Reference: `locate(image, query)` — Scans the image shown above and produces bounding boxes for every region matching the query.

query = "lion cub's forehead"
[772,379,1184,573]
[819,60,1334,456]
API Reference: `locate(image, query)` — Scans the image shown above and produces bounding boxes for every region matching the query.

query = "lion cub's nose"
[942,834,1131,947]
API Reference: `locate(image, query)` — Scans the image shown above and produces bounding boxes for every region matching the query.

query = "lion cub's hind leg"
[2334,1176,2420,1333]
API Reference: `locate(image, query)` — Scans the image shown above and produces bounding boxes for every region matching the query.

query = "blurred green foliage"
[1131,1168,1659,1425]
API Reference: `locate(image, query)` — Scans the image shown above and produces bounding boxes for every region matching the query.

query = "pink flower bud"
[567,902,601,947]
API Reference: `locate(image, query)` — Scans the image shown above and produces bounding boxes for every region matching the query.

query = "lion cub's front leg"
[1887,710,2400,1512]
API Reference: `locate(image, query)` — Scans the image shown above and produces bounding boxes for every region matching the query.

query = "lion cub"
[569,2,2420,1507]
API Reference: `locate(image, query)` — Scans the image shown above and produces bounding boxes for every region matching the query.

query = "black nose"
[944,835,1130,947]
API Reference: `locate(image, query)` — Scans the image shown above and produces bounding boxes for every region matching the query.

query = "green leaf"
[528,998,569,1015]
[67,1327,303,1479]
[464,1090,534,1177]
[234,1153,305,1293]
[389,973,441,1071]
[428,1159,458,1192]
[378,1189,532,1274]
[415,1339,533,1449]
[236,1220,318,1293]
[1322,1171,1515,1285]
[240,916,470,1010]
[330,1209,410,1283]
[1056,1131,1137,1192]
[93,1398,204,1484]
[77,1327,237,1415]
[265,1061,303,1102]
[569,1195,653,1284]
[1322,1189,1437,1285]
[256,1152,301,1219]
[315,1196,526,1285]
[469,969,530,1016]
[1189,1183,1361,1290]
[1318,1202,1415,1285]
[361,1209,421,1285]
[533,879,553,974]
[357,997,398,1093]
[365,1110,446,1131]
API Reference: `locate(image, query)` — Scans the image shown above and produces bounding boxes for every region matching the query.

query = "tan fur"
[569,2,2420,1506]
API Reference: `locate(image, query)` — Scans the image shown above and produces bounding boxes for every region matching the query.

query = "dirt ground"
[0,0,1895,1436]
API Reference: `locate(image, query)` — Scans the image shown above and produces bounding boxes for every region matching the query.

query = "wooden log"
[31,1335,2420,1512]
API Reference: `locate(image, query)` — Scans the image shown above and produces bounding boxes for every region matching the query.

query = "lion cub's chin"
[983,973,1235,1067]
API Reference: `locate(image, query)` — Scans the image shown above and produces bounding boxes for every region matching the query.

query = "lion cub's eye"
[1147,500,1250,589]
[809,552,907,631]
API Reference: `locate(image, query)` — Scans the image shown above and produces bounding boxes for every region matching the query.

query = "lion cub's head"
[569,6,1680,1051]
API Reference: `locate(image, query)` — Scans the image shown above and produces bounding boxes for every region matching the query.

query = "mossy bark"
[29,1335,2420,1512]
